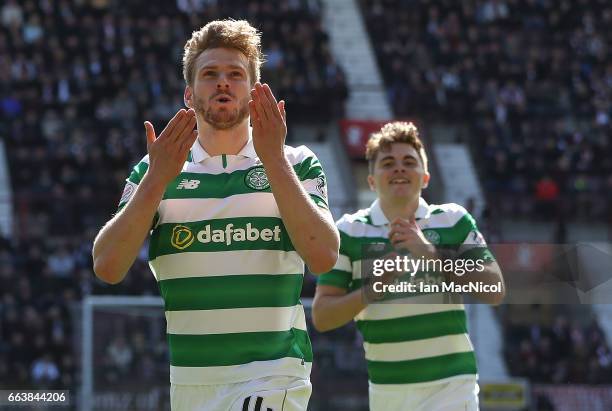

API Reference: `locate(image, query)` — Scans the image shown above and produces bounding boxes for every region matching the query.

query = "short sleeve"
[117,156,149,211]
[318,252,352,289]
[293,147,329,210]
[318,220,356,290]
[116,155,159,229]
[456,212,496,263]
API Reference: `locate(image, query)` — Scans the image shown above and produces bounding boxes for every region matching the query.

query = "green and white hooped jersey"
[118,138,328,385]
[318,198,495,387]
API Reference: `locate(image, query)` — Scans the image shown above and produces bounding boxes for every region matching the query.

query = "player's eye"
[231,71,243,77]
[202,70,216,77]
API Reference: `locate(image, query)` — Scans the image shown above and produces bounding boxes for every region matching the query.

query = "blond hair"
[365,122,428,172]
[182,19,264,87]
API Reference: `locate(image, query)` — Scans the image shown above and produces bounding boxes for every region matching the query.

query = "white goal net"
[80,296,169,411]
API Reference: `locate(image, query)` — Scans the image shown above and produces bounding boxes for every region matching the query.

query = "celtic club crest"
[245,167,270,190]
[423,229,441,245]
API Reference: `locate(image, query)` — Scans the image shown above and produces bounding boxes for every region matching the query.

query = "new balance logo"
[176,179,200,190]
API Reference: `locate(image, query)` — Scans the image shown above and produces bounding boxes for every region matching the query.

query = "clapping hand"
[144,108,197,186]
[248,82,286,164]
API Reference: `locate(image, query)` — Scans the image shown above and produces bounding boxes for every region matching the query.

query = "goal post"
[80,295,165,411]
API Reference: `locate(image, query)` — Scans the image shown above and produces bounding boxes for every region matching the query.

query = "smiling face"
[367,143,430,204]
[184,47,251,130]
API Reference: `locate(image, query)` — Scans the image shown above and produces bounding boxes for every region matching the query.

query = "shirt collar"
[369,197,431,226]
[236,134,257,158]
[190,138,210,163]
[190,128,257,163]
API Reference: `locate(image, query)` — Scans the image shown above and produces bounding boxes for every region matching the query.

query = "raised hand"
[144,108,197,186]
[388,216,436,259]
[248,82,286,164]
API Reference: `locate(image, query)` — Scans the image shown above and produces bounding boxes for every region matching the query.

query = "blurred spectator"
[1,0,23,28]
[176,0,208,14]
[106,336,133,377]
[47,247,76,279]
[534,175,560,219]
[534,394,556,411]
[31,354,60,386]
[505,314,612,384]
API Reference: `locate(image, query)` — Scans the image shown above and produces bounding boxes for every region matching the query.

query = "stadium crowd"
[504,313,612,384]
[0,0,347,391]
[361,0,612,221]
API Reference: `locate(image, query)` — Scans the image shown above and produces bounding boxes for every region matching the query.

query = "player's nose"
[216,74,230,89]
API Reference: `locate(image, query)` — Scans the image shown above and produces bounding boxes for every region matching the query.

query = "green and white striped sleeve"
[318,219,353,289]
[292,146,329,210]
[117,155,149,211]
[116,155,159,229]
[456,210,496,263]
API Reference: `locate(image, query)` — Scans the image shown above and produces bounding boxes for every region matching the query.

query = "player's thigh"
[369,388,404,411]
[231,377,312,411]
[170,384,224,411]
[369,380,478,411]
[432,395,479,411]
[423,379,479,411]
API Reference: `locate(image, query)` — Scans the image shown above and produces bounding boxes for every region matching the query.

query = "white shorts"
[170,375,312,411]
[369,378,479,411]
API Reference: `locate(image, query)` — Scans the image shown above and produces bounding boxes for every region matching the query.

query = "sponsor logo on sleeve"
[315,175,327,200]
[470,230,487,246]
[119,181,137,205]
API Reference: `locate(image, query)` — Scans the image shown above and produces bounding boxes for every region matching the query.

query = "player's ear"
[184,86,193,108]
[367,175,376,191]
[422,172,430,188]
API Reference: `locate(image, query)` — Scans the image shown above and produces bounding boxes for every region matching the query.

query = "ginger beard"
[193,92,250,130]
